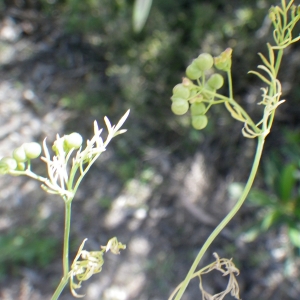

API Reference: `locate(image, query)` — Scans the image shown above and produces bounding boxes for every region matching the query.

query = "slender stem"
[204,86,258,132]
[51,277,69,300]
[224,70,258,131]
[173,135,265,300]
[227,70,234,100]
[51,198,73,300]
[265,48,284,134]
[63,200,72,275]
[72,154,100,195]
[274,49,283,76]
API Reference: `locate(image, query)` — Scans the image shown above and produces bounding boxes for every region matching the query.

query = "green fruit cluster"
[186,53,214,80]
[0,142,42,174]
[191,102,208,130]
[171,51,229,130]
[171,83,190,115]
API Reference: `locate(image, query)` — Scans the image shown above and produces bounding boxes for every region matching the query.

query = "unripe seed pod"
[17,162,25,171]
[64,132,83,150]
[171,99,189,115]
[23,142,42,159]
[192,115,208,130]
[172,84,190,99]
[194,53,214,71]
[207,74,224,90]
[186,62,202,80]
[191,103,206,116]
[13,146,27,162]
[0,157,17,171]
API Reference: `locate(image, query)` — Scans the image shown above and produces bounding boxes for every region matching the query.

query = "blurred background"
[0,0,300,299]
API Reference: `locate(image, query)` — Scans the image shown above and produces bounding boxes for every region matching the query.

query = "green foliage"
[0,226,58,277]
[229,130,300,249]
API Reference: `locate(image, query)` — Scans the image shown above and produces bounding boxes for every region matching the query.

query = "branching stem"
[173,136,265,300]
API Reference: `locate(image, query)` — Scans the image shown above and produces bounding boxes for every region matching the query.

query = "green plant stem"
[265,48,283,134]
[224,70,258,132]
[51,199,72,300]
[173,135,265,300]
[227,70,233,100]
[274,49,283,77]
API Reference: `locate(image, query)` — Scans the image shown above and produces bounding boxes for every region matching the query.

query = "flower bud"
[268,9,276,22]
[192,93,204,103]
[17,162,25,171]
[182,77,193,87]
[214,48,232,71]
[53,136,67,155]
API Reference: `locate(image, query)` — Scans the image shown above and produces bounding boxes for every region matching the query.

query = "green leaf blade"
[279,163,296,202]
[132,0,153,33]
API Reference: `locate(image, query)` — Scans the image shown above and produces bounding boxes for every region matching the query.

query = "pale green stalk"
[51,199,73,300]
[173,135,265,300]
[173,24,290,298]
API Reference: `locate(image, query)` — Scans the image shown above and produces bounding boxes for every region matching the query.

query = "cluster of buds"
[0,142,42,174]
[171,49,232,130]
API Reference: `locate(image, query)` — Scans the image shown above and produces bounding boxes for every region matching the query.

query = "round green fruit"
[194,53,214,71]
[207,74,224,90]
[0,157,17,172]
[17,162,25,171]
[172,84,190,99]
[171,99,189,115]
[23,142,42,159]
[13,146,27,162]
[191,103,206,116]
[186,62,202,80]
[192,115,208,130]
[64,132,83,150]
